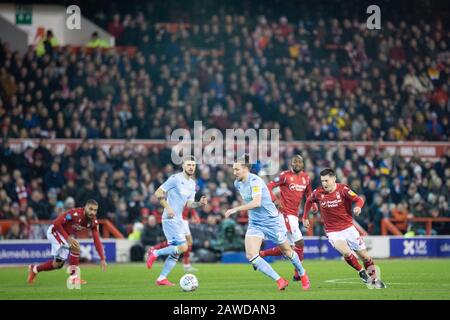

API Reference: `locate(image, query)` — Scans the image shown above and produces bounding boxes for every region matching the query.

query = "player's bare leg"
[183,235,198,272]
[28,259,65,284]
[246,236,288,290]
[355,249,386,289]
[333,240,371,285]
[278,241,310,290]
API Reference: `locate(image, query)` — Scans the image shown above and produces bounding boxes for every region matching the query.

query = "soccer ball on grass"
[179,273,198,292]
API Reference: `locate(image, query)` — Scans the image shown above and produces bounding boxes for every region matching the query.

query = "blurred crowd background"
[0,0,449,258]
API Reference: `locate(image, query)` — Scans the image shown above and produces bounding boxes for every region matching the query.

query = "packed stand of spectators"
[0,1,449,142]
[1,139,449,245]
[0,0,449,258]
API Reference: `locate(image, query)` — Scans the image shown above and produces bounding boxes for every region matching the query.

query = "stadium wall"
[1,237,450,265]
[0,3,114,46]
[0,14,28,54]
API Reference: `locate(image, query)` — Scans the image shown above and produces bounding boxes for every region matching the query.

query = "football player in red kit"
[303,168,386,289]
[259,155,318,281]
[27,199,107,284]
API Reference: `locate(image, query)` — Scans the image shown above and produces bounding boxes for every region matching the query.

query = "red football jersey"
[182,206,199,221]
[52,207,105,260]
[267,170,313,216]
[303,183,364,233]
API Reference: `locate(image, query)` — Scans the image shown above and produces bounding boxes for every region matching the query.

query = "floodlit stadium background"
[0,0,449,273]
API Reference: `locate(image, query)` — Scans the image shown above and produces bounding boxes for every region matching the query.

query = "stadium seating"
[0,0,449,250]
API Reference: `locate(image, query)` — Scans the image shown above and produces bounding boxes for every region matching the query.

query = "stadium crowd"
[0,0,449,251]
[0,139,449,242]
[0,1,449,142]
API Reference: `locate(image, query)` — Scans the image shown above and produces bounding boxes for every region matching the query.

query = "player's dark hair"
[320,168,336,177]
[182,155,196,164]
[236,154,252,169]
[86,199,99,207]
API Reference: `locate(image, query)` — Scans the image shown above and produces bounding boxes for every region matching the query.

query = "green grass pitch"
[1,259,450,300]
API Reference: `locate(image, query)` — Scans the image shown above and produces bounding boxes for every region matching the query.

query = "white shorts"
[46,225,70,261]
[281,214,303,245]
[326,225,366,252]
[182,219,191,236]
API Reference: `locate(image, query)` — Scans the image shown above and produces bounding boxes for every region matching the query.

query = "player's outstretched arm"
[92,227,106,271]
[187,196,208,208]
[225,194,262,218]
[343,187,365,216]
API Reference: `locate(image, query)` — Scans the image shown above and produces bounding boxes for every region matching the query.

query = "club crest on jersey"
[336,193,341,199]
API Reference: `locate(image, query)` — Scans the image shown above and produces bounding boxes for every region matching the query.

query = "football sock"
[183,245,192,265]
[69,252,80,276]
[36,260,55,273]
[155,245,179,257]
[344,254,363,272]
[363,257,376,277]
[159,254,179,278]
[287,251,306,277]
[261,246,282,257]
[294,245,304,262]
[249,255,280,281]
[153,241,168,250]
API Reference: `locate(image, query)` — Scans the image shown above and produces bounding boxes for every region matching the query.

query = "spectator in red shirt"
[108,14,125,44]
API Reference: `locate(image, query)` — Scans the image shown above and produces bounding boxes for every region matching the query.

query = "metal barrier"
[381,217,450,236]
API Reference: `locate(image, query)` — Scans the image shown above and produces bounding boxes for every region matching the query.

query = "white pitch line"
[325,278,412,285]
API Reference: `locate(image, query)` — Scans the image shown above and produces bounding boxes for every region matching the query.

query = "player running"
[146,156,207,286]
[260,154,318,281]
[302,168,386,289]
[27,199,107,284]
[225,155,310,291]
[150,205,200,272]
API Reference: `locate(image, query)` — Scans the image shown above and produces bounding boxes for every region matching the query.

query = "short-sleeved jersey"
[160,172,196,221]
[307,183,361,232]
[234,173,279,226]
[267,170,313,216]
[52,207,99,237]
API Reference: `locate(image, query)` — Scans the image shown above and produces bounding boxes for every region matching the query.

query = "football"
[179,274,199,292]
